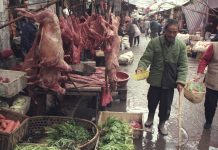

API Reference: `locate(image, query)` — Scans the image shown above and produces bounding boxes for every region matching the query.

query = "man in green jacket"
[136,19,188,136]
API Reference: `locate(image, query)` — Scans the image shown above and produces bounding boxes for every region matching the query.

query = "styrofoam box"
[0,69,27,98]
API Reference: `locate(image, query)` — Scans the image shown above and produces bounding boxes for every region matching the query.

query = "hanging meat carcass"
[59,13,120,90]
[16,8,72,94]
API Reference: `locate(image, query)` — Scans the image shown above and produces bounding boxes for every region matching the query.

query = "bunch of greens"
[45,121,91,149]
[98,117,134,150]
[15,144,59,150]
[188,82,205,93]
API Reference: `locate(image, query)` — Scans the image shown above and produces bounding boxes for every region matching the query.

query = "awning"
[208,0,218,9]
[126,0,190,13]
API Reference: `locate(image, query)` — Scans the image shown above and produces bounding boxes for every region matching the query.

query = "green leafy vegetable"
[188,82,205,92]
[98,117,134,150]
[45,121,91,149]
[15,144,59,150]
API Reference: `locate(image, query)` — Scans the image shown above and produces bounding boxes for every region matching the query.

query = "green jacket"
[137,35,188,87]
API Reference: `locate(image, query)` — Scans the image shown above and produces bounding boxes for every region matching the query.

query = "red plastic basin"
[116,71,130,87]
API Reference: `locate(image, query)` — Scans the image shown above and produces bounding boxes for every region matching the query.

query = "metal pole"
[178,90,183,148]
[0,0,59,29]
[56,0,60,17]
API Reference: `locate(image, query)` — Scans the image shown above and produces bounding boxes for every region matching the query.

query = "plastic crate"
[0,69,27,98]
[97,111,144,139]
[0,108,28,150]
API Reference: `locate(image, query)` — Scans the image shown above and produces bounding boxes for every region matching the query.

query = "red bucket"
[116,71,130,87]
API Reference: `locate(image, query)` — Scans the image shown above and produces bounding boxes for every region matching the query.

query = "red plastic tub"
[116,71,130,87]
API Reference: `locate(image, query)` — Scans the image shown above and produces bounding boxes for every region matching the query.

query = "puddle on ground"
[142,117,189,150]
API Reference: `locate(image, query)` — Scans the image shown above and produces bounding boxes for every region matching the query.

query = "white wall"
[0,0,10,51]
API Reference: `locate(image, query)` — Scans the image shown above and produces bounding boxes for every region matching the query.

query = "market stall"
[0,0,148,149]
[0,0,123,110]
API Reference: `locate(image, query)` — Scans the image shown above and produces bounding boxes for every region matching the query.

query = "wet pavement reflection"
[119,36,218,150]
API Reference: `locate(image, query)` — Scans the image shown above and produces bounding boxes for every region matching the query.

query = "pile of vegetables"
[187,82,205,93]
[98,117,134,150]
[10,96,30,114]
[0,114,20,133]
[45,121,91,149]
[15,144,60,150]
[16,121,91,150]
[0,100,9,108]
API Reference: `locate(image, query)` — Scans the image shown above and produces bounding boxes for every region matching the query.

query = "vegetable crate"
[0,69,27,98]
[22,116,99,150]
[97,111,144,139]
[0,108,28,150]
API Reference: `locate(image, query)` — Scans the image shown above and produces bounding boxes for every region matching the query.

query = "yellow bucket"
[132,71,149,81]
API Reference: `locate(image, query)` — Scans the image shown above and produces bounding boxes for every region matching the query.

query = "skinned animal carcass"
[16,8,72,94]
[59,13,120,90]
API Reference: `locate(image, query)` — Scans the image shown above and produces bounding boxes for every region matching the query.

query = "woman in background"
[133,19,141,46]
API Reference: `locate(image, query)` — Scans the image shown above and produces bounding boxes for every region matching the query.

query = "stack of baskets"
[0,111,99,150]
[0,108,28,150]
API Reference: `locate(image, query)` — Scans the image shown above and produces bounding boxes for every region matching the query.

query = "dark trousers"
[147,86,174,122]
[134,36,140,46]
[205,88,218,124]
[129,33,134,47]
[145,28,149,37]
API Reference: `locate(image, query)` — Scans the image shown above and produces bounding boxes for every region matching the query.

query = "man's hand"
[135,68,143,74]
[177,83,184,93]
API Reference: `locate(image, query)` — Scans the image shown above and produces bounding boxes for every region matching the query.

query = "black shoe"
[158,122,168,136]
[144,122,153,128]
[145,113,154,128]
[204,123,211,129]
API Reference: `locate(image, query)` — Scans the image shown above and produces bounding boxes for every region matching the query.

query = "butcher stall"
[0,0,128,111]
[0,0,142,149]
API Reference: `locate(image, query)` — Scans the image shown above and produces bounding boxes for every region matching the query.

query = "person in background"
[118,24,125,37]
[211,25,218,41]
[144,19,150,38]
[20,18,37,59]
[204,22,213,40]
[157,21,162,36]
[194,43,218,129]
[135,19,188,136]
[150,17,159,38]
[17,0,29,31]
[158,20,164,36]
[133,20,141,46]
[126,19,135,47]
[139,19,145,33]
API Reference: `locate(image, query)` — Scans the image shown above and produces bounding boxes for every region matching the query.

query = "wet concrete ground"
[60,35,218,150]
[118,36,218,150]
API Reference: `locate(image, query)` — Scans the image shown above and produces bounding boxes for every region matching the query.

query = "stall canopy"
[208,0,218,8]
[126,0,190,13]
[182,0,218,34]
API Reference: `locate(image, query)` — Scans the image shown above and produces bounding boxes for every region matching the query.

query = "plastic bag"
[132,71,149,81]
[184,81,206,103]
[187,82,206,93]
